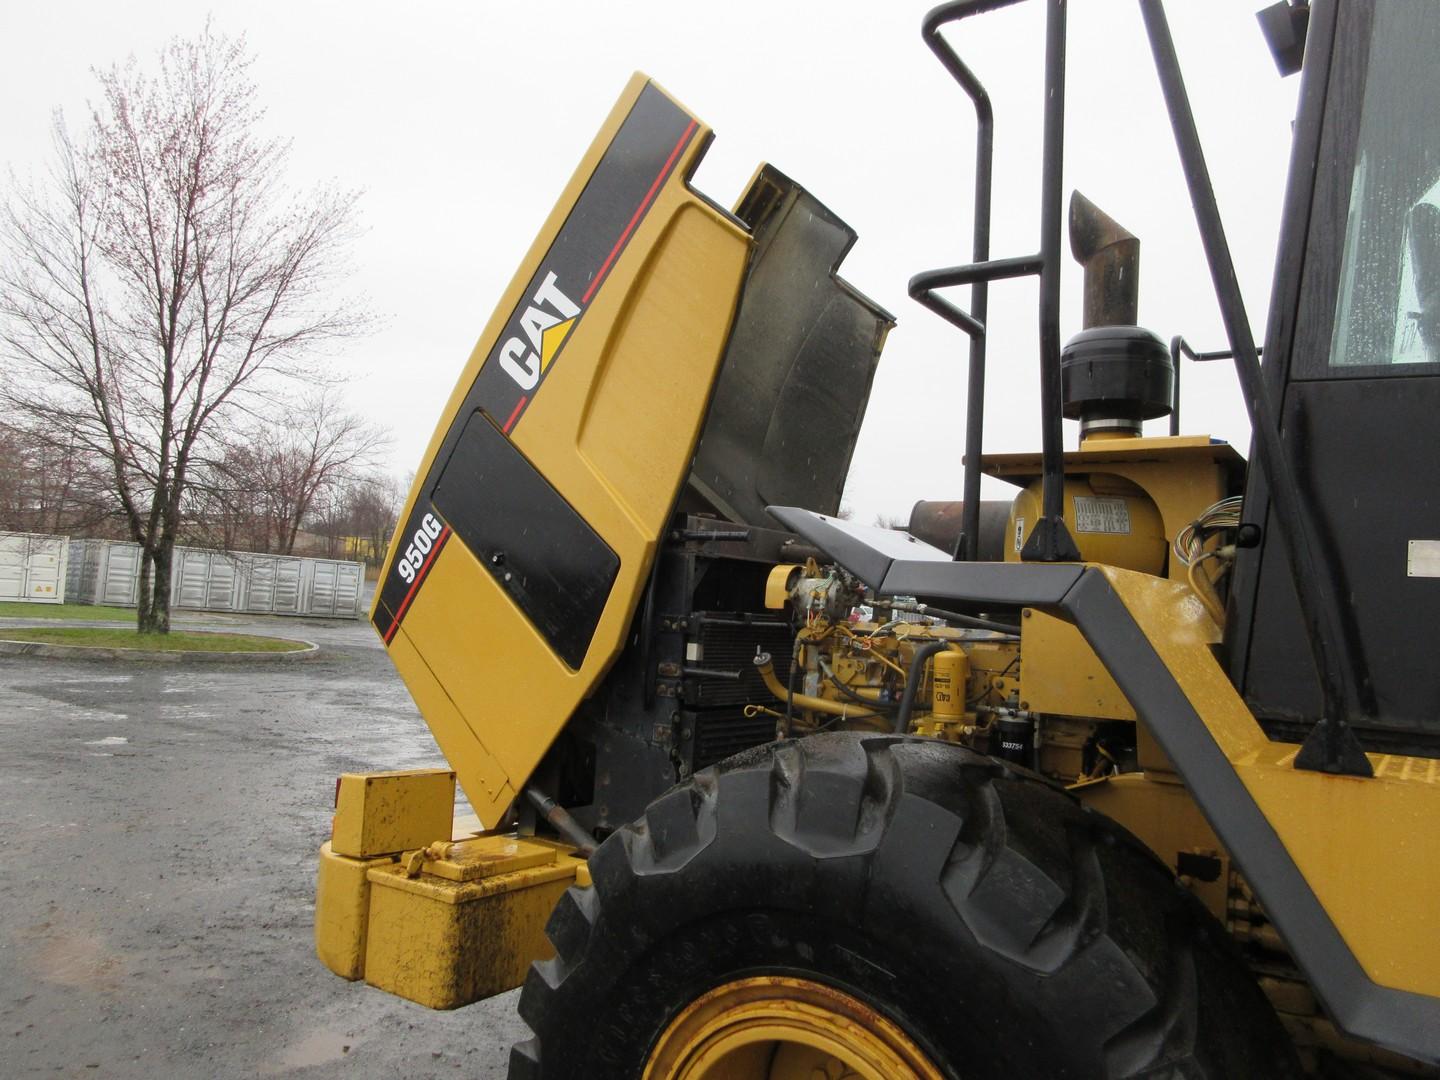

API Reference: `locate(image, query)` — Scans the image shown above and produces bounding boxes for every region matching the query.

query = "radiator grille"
[693,708,779,770]
[690,618,794,707]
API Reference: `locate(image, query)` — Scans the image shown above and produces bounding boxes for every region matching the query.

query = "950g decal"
[395,513,447,585]
[380,511,452,642]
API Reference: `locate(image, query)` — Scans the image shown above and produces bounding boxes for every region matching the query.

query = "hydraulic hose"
[822,661,899,711]
[783,641,799,738]
[917,604,1020,635]
[893,640,953,734]
[879,599,1019,635]
[524,787,597,857]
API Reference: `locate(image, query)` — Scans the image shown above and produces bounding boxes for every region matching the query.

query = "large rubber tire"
[509,733,1299,1079]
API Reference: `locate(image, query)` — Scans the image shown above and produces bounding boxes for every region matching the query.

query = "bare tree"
[0,421,117,535]
[336,471,405,564]
[268,395,388,557]
[305,484,349,560]
[197,390,387,555]
[0,26,365,631]
[298,470,405,564]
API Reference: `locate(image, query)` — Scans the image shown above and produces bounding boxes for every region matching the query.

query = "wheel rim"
[642,975,946,1080]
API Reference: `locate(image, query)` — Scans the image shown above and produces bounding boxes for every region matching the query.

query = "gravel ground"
[0,611,528,1078]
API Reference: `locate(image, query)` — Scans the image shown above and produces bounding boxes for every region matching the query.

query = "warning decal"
[1073,496,1132,535]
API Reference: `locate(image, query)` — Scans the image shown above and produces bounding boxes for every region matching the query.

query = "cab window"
[1327,0,1440,369]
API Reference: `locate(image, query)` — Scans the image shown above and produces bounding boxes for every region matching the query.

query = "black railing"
[911,0,1371,775]
[1167,337,1264,437]
[909,0,1078,564]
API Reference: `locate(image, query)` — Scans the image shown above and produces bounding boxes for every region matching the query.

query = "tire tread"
[510,734,1295,1080]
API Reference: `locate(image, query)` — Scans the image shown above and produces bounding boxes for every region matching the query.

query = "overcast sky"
[0,1,1299,524]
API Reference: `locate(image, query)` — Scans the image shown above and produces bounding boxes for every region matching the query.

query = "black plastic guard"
[682,167,895,527]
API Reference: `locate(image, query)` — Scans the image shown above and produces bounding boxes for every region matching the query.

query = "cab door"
[1231,0,1440,747]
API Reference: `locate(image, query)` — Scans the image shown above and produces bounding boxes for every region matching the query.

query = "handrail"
[1167,336,1261,437]
[909,0,1078,564]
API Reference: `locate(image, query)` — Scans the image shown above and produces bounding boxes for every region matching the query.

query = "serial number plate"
[1408,540,1440,578]
[1073,496,1131,535]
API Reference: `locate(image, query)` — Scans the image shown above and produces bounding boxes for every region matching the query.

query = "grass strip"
[0,627,308,653]
[0,602,138,621]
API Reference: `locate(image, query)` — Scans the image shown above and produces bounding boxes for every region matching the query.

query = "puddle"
[267,1029,353,1072]
[24,927,124,992]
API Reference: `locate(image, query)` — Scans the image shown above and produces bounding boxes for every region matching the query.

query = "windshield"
[1329,0,1440,368]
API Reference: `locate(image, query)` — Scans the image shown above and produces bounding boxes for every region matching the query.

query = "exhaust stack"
[1069,190,1141,329]
[1061,192,1172,440]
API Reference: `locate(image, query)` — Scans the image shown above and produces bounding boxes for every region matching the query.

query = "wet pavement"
[0,613,527,1078]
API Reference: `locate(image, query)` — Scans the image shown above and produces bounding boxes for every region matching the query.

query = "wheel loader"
[313,0,1440,1075]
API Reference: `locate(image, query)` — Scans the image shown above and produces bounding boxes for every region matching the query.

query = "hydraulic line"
[524,787,596,857]
[878,599,1020,635]
[893,640,953,734]
[783,641,799,738]
[821,660,899,711]
[753,652,881,721]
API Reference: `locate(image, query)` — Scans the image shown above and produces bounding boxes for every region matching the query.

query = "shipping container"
[0,532,68,603]
[64,539,364,618]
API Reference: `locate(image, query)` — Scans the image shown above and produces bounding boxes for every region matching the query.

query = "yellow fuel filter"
[931,649,969,722]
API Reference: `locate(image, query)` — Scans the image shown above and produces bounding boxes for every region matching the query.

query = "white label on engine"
[1073,496,1131,535]
[1013,518,1025,553]
[1408,540,1440,577]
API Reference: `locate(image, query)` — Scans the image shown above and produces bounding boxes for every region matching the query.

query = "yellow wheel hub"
[643,975,946,1080]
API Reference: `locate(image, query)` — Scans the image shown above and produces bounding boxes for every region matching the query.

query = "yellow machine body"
[312,5,1440,1068]
[363,836,586,1009]
[1087,567,1440,1000]
[367,75,750,826]
[315,768,585,1008]
[330,768,455,858]
[988,434,1242,582]
[1020,609,1136,721]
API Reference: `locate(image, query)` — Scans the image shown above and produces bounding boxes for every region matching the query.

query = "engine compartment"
[540,512,1153,837]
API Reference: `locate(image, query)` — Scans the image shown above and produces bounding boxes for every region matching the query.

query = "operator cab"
[1229,0,1440,754]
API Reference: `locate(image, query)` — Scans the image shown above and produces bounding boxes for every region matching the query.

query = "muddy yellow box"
[330,768,455,859]
[362,836,584,1009]
[315,841,397,980]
